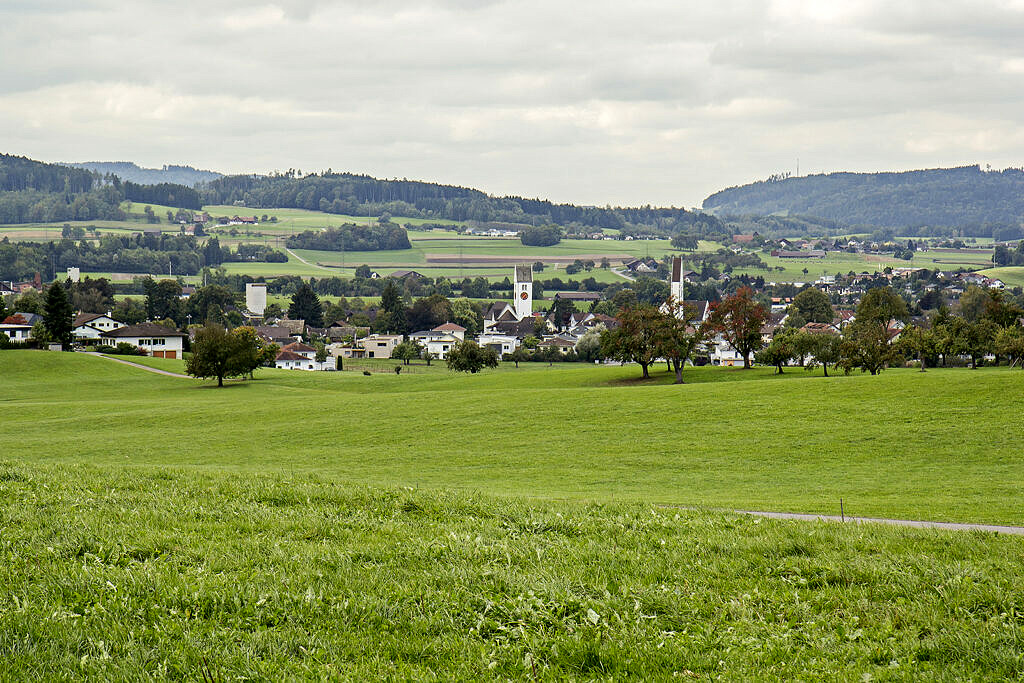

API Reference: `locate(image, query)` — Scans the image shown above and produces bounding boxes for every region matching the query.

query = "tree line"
[200,170,725,235]
[285,223,412,251]
[0,233,286,281]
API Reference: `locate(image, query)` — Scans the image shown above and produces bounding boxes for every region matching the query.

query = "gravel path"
[85,352,191,379]
[736,509,1024,535]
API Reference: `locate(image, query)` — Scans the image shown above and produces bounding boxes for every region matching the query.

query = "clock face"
[520,291,529,300]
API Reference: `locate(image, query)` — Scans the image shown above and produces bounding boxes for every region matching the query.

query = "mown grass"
[1,461,1022,680]
[979,266,1024,288]
[2,351,1023,526]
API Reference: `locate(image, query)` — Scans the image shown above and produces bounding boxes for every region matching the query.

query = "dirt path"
[85,352,191,378]
[286,247,337,272]
[736,509,1024,535]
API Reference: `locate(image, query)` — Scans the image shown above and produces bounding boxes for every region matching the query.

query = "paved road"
[84,352,191,378]
[735,509,1024,535]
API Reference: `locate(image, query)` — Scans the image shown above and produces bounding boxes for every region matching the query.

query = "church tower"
[514,264,533,320]
[670,256,684,302]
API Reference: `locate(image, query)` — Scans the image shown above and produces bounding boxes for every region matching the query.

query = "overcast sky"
[2,0,1024,207]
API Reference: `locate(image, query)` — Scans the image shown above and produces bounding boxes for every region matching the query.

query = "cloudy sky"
[2,0,1024,207]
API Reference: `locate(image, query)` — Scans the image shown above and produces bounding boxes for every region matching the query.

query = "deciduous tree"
[709,287,768,369]
[186,324,251,387]
[445,340,499,373]
[655,298,710,383]
[600,304,661,378]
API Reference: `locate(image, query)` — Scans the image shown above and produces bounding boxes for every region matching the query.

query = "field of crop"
[2,351,1024,679]
[734,248,997,283]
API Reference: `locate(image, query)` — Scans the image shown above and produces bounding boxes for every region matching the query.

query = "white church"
[479,265,536,348]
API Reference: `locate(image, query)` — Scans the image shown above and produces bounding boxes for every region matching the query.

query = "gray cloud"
[1,0,1023,206]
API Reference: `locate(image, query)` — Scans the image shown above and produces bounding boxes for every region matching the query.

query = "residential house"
[359,334,403,359]
[709,338,744,366]
[431,322,466,341]
[424,333,461,360]
[255,325,300,345]
[280,341,316,359]
[73,312,124,341]
[0,314,34,342]
[100,323,187,358]
[537,336,577,355]
[477,333,520,357]
[389,270,424,281]
[552,291,602,304]
[274,350,316,370]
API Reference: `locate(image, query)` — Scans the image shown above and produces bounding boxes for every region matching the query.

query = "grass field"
[735,248,997,283]
[4,351,1023,525]
[979,266,1024,288]
[3,351,1024,678]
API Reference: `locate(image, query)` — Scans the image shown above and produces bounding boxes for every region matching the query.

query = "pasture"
[2,351,1024,679]
[3,351,1023,525]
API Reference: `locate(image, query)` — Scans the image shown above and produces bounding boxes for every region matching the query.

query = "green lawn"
[734,248,997,282]
[2,461,1023,679]
[3,351,1024,678]
[3,351,1023,526]
[979,266,1024,288]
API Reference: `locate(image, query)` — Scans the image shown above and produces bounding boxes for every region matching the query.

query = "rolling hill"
[703,165,1024,237]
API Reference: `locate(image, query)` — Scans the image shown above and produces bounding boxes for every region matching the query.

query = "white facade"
[426,334,461,360]
[67,267,80,283]
[111,334,184,357]
[73,315,124,340]
[514,264,533,320]
[669,256,684,302]
[0,323,32,341]
[477,333,520,357]
[245,283,267,316]
[710,337,744,366]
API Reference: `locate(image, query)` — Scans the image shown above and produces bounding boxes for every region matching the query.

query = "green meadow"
[3,351,1024,679]
[979,266,1024,287]
[4,351,1023,525]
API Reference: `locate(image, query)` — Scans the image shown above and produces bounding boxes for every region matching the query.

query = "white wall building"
[245,283,267,316]
[514,264,533,320]
[100,323,186,358]
[477,333,521,357]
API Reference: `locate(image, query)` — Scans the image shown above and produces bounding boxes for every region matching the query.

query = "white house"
[431,322,466,341]
[0,314,33,342]
[73,312,124,341]
[100,323,186,358]
[425,333,461,360]
[275,350,317,370]
[709,336,745,367]
[274,349,333,370]
[280,341,316,359]
[477,333,520,357]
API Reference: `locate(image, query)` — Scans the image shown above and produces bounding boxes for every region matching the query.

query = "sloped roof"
[73,312,106,327]
[275,350,309,361]
[433,322,467,332]
[514,265,533,282]
[101,323,186,338]
[282,341,316,353]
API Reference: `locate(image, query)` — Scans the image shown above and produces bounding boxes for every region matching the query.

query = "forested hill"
[64,162,222,187]
[202,172,724,236]
[0,154,200,223]
[703,166,1024,232]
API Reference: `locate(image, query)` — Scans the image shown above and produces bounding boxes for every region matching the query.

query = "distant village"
[3,237,1022,374]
